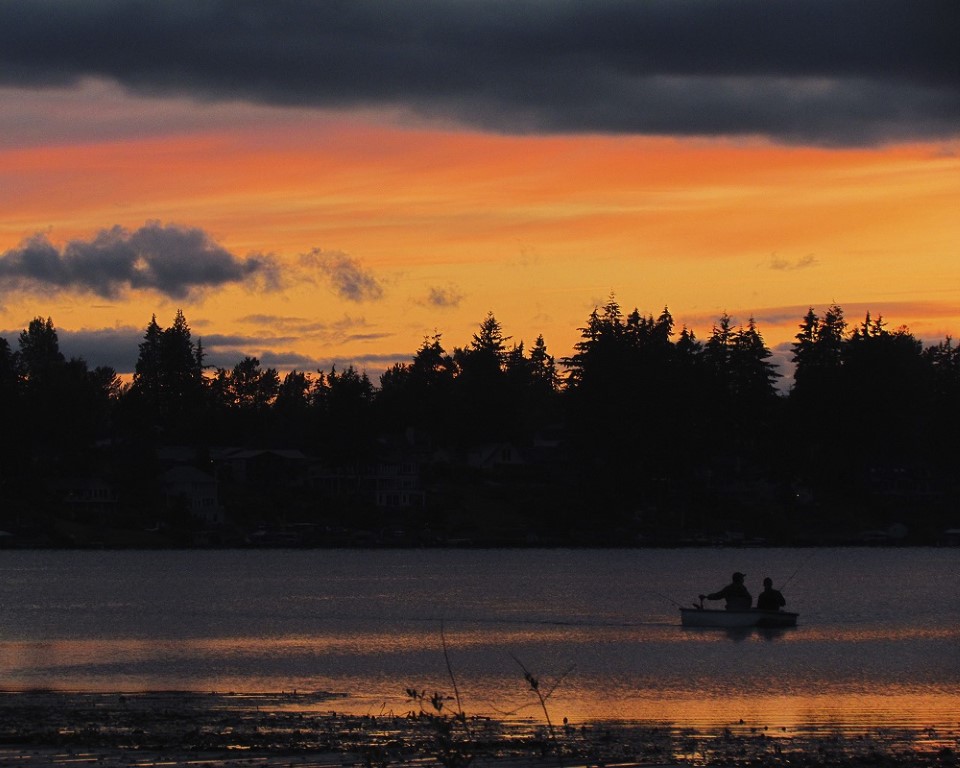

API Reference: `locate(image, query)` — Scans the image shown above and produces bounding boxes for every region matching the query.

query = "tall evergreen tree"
[18,316,65,384]
[131,314,163,413]
[0,336,25,489]
[529,334,560,393]
[0,336,20,392]
[450,314,514,444]
[222,356,280,410]
[731,318,780,402]
[465,312,509,375]
[314,366,375,461]
[703,313,735,381]
[791,303,846,401]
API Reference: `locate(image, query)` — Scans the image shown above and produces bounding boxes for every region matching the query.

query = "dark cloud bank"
[0,222,278,299]
[2,0,957,145]
[0,223,391,305]
[0,323,404,378]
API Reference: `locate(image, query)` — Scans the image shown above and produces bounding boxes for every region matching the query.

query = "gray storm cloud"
[0,0,956,146]
[0,222,279,299]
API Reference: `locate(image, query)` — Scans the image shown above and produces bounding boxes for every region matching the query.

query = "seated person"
[756,576,786,611]
[700,571,752,610]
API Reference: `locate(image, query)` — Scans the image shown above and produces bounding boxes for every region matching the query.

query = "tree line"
[1,297,958,541]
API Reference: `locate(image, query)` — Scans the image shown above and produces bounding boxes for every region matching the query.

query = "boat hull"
[680,607,799,628]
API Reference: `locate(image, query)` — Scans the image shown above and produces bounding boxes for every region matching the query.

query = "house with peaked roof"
[467,442,526,472]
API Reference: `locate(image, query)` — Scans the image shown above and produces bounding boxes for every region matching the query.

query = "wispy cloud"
[690,301,960,337]
[236,313,391,341]
[421,286,464,309]
[300,249,384,303]
[769,253,819,271]
[0,222,279,300]
[236,314,369,337]
[0,0,956,146]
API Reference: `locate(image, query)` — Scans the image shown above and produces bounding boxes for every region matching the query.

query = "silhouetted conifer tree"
[452,313,514,444]
[842,314,926,461]
[132,315,163,412]
[731,318,780,403]
[0,336,20,393]
[923,336,960,476]
[377,333,457,441]
[313,366,375,462]
[18,316,65,384]
[0,336,26,502]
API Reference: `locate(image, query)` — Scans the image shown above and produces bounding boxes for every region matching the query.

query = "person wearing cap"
[756,576,786,611]
[700,571,752,610]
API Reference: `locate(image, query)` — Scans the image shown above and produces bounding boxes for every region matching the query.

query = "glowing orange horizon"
[1,112,958,371]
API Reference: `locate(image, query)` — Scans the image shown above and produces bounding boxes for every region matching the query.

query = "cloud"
[421,286,464,309]
[58,326,142,371]
[300,249,384,303]
[0,1,956,146]
[686,301,960,341]
[0,325,142,373]
[236,314,307,327]
[770,342,796,393]
[234,315,393,343]
[236,314,361,335]
[235,313,392,342]
[311,352,416,379]
[201,332,299,348]
[205,347,321,372]
[0,318,401,376]
[0,222,280,299]
[203,341,408,378]
[769,253,819,271]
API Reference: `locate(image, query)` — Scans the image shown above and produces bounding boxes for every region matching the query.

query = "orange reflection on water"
[786,624,960,643]
[530,688,960,734]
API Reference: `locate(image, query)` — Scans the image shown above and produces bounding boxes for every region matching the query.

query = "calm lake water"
[1,548,957,732]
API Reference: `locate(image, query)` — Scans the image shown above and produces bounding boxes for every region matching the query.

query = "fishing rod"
[780,549,817,591]
[651,590,688,609]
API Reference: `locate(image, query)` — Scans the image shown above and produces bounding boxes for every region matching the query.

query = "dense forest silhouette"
[1,297,957,547]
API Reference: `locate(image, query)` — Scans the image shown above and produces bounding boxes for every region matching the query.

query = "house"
[304,455,426,510]
[942,529,960,546]
[161,466,222,526]
[214,448,308,489]
[371,457,426,509]
[467,442,526,472]
[55,476,119,517]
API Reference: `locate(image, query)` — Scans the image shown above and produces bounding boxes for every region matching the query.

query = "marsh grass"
[403,623,474,768]
[404,625,579,767]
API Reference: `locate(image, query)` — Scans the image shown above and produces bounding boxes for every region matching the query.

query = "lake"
[1,547,957,734]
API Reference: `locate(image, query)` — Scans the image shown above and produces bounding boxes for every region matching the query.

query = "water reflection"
[1,547,957,736]
[546,689,960,732]
[681,625,795,642]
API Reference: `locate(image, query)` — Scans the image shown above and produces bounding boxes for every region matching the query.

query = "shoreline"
[0,690,955,768]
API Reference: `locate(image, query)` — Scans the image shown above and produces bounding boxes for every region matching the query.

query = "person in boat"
[700,571,752,610]
[756,576,786,611]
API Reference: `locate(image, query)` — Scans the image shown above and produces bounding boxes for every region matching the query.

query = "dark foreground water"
[1,548,957,733]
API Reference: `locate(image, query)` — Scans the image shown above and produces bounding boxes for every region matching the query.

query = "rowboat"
[680,606,799,628]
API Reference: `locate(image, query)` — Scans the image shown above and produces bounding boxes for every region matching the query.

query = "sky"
[1,0,958,383]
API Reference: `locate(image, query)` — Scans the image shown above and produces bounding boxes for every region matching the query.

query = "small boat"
[680,606,799,628]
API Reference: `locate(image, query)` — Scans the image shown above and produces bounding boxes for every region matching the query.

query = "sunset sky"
[1,0,957,383]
